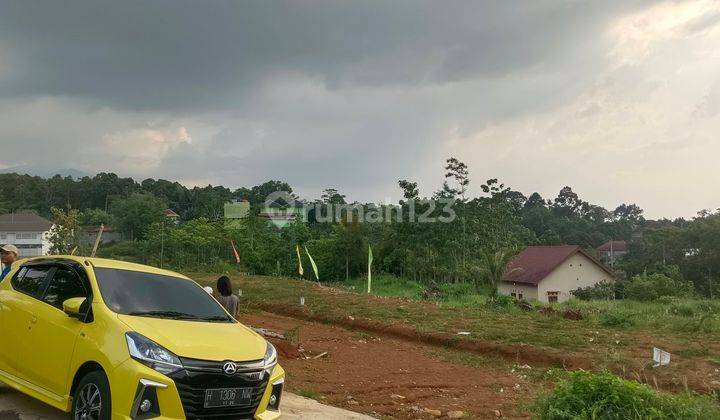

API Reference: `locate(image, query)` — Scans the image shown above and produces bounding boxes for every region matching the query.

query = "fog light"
[140,399,152,413]
[269,395,277,406]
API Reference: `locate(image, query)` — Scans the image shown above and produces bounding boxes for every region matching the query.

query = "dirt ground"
[0,384,375,420]
[240,311,534,419]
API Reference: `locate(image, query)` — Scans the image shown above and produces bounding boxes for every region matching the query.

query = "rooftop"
[504,245,614,285]
[0,212,53,232]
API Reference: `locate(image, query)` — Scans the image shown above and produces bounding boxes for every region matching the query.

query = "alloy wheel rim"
[75,383,102,420]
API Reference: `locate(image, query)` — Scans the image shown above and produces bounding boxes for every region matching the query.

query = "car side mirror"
[63,297,87,320]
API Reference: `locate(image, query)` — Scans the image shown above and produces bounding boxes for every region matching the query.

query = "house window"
[510,292,516,298]
[17,233,37,240]
[518,293,523,300]
[547,291,559,303]
[0,233,5,239]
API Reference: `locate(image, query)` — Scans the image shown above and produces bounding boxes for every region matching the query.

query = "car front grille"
[169,357,269,420]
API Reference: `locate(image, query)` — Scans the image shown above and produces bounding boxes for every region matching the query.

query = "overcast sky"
[1,0,719,218]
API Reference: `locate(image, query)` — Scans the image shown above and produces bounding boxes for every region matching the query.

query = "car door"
[21,264,89,396]
[0,265,28,376]
[0,265,54,380]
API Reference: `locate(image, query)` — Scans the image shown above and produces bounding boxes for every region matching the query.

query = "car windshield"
[94,268,232,322]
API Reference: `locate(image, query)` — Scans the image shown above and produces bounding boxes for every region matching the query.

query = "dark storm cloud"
[9,0,716,218]
[0,0,644,111]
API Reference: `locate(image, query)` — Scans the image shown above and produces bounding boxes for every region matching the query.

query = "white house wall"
[536,253,612,303]
[497,282,538,301]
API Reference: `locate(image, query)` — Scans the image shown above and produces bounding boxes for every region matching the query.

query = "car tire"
[71,370,111,420]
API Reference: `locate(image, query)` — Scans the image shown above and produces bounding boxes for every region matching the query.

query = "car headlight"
[264,342,277,369]
[126,332,183,375]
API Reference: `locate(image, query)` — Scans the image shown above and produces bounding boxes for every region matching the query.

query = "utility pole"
[90,224,104,257]
[160,220,165,269]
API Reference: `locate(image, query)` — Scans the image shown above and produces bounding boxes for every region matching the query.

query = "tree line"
[1,158,718,297]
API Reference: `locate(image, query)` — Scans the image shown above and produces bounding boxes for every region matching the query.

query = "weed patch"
[532,371,720,419]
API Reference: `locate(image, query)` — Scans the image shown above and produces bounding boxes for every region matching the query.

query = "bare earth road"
[0,384,375,420]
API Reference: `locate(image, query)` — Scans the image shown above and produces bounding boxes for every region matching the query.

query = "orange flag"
[229,239,240,264]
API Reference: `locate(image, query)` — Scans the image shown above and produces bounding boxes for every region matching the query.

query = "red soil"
[240,311,533,419]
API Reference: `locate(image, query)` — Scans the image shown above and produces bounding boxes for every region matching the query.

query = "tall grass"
[532,371,720,419]
[560,298,720,332]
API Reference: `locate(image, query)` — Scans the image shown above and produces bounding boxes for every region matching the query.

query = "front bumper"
[110,358,285,420]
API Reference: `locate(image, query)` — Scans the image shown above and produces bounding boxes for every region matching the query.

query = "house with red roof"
[499,245,615,303]
[596,240,628,267]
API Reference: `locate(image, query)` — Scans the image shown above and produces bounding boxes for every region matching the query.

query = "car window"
[42,267,88,310]
[94,268,232,322]
[12,266,53,298]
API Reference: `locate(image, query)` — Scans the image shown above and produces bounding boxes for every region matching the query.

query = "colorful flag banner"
[367,244,373,294]
[304,246,319,280]
[296,244,304,276]
[229,239,241,264]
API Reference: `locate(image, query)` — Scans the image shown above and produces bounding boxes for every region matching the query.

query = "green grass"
[559,298,720,332]
[331,274,425,299]
[532,371,720,419]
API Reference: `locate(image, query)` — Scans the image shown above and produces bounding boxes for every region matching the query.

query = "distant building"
[224,200,251,228]
[499,245,615,303]
[0,212,53,257]
[164,209,180,223]
[596,240,628,267]
[79,226,123,247]
[258,206,305,229]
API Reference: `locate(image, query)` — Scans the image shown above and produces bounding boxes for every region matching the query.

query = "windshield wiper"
[128,310,201,320]
[202,315,232,322]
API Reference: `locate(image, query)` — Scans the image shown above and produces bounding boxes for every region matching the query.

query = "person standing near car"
[215,275,240,318]
[0,244,19,282]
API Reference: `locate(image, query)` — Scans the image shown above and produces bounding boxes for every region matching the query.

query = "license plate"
[204,387,252,408]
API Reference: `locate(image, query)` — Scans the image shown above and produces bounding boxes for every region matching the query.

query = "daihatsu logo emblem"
[222,361,237,375]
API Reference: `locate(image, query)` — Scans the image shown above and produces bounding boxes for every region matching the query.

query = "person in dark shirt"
[0,244,18,281]
[215,275,240,318]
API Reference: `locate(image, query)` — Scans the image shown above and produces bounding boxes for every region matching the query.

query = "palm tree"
[477,248,519,297]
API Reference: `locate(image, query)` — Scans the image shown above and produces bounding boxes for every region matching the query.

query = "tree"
[80,208,115,226]
[109,193,166,240]
[398,180,419,201]
[321,188,347,204]
[442,157,470,202]
[477,248,518,296]
[48,207,81,254]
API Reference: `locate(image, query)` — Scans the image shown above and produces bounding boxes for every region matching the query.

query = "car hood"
[117,314,267,362]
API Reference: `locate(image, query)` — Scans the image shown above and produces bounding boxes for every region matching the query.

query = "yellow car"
[0,256,285,420]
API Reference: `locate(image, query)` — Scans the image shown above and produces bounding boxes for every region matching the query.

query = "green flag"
[304,246,319,281]
[367,245,373,294]
[296,244,304,276]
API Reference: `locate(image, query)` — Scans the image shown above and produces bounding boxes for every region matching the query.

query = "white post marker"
[652,347,671,367]
[300,296,305,306]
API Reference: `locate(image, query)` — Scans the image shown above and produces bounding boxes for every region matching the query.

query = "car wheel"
[71,371,111,420]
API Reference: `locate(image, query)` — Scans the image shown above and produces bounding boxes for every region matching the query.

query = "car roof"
[18,255,190,280]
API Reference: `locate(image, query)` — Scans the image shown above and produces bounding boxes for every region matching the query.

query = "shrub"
[669,303,695,317]
[438,282,475,299]
[625,272,694,301]
[570,281,615,300]
[486,294,515,309]
[600,311,635,328]
[532,371,720,419]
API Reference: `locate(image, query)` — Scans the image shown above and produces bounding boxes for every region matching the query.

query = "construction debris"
[252,327,286,340]
[312,351,328,359]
